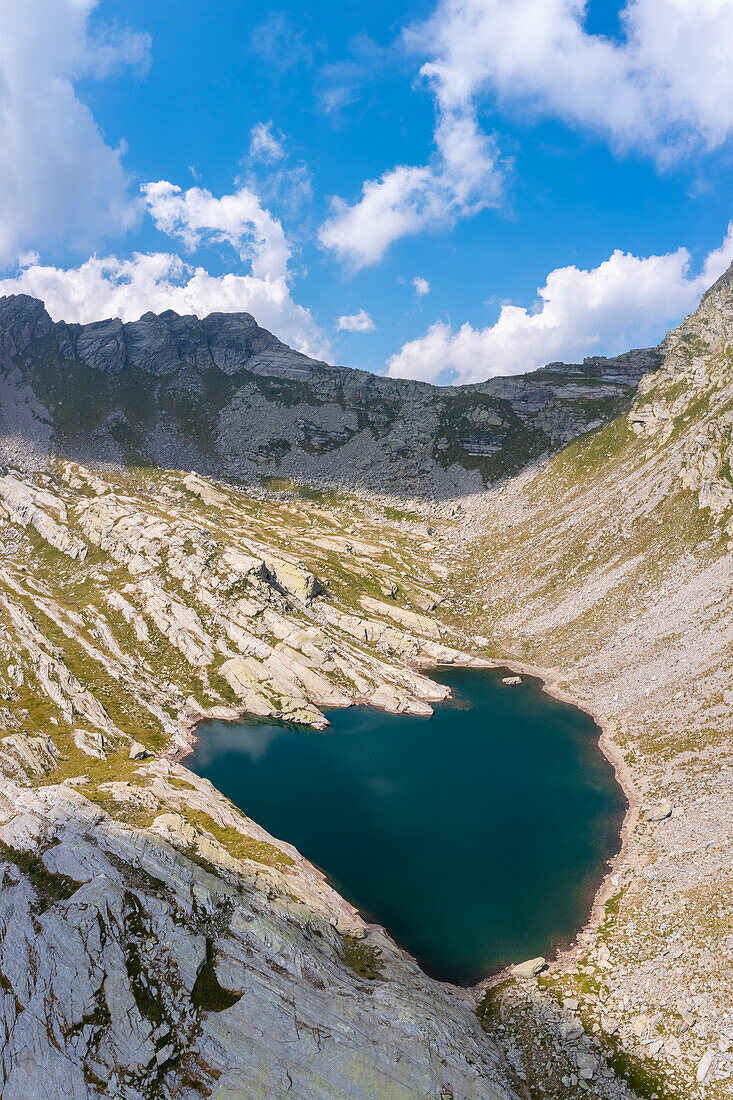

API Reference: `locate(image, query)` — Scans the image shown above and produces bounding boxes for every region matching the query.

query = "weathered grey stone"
[512,957,546,979]
[129,740,151,760]
[644,802,673,822]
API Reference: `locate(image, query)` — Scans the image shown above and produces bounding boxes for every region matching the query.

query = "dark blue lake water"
[188,667,625,985]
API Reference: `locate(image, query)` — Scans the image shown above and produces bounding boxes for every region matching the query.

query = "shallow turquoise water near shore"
[189,667,626,985]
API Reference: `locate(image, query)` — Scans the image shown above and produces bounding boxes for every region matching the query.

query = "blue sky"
[0,0,732,382]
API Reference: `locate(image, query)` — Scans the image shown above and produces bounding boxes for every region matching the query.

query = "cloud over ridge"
[387,223,733,384]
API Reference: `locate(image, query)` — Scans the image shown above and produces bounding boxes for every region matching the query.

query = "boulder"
[512,957,546,979]
[574,1052,596,1080]
[360,595,441,638]
[183,473,228,508]
[697,1050,717,1084]
[501,675,522,686]
[644,802,673,822]
[264,555,326,603]
[129,741,151,761]
[664,1037,682,1059]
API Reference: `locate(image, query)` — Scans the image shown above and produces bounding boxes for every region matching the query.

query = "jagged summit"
[701,255,733,299]
[0,293,658,497]
[0,293,320,378]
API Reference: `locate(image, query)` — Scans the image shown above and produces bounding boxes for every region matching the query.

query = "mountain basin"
[187,667,626,985]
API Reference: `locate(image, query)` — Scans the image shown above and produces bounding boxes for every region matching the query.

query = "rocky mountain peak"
[0,293,54,362]
[664,258,733,352]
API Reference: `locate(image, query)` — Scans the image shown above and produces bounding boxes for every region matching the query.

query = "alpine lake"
[188,667,626,986]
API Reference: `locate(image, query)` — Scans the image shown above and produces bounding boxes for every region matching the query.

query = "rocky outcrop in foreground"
[1,766,517,1099]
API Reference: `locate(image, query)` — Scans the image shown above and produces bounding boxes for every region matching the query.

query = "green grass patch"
[191,938,242,1013]
[340,934,382,980]
[0,840,82,911]
[182,808,294,871]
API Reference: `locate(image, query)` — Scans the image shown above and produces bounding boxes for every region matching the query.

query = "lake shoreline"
[175,656,631,992]
[471,657,638,999]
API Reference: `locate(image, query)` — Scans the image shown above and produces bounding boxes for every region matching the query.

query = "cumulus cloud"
[142,181,290,281]
[319,108,503,269]
[0,168,328,356]
[413,0,733,163]
[320,0,733,271]
[249,122,286,162]
[337,309,375,332]
[0,0,149,264]
[413,276,431,297]
[387,224,733,384]
[0,253,329,360]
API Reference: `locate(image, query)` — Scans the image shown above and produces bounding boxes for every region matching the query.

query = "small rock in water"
[644,802,672,822]
[512,957,546,978]
[502,675,522,686]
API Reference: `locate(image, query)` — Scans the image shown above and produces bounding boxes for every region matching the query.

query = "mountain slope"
[449,264,733,1097]
[0,293,658,497]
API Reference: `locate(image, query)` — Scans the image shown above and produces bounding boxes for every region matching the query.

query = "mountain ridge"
[0,292,660,497]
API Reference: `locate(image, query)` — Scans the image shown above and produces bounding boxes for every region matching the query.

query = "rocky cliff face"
[0,293,658,496]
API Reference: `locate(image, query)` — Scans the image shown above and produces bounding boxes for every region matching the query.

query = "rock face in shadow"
[0,294,659,496]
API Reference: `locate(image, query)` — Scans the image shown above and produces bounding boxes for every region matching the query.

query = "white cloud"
[0,253,330,360]
[337,309,376,333]
[413,0,733,163]
[0,168,329,356]
[241,130,313,218]
[142,181,290,281]
[413,276,431,296]
[249,122,286,162]
[319,107,503,269]
[387,223,733,384]
[320,0,733,271]
[0,0,149,265]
